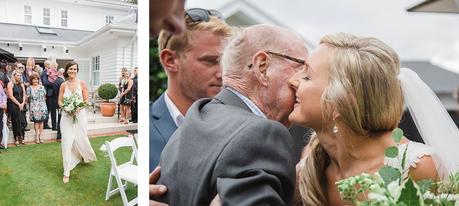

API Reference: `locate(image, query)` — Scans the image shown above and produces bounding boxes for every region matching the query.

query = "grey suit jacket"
[150,94,178,171]
[155,88,296,206]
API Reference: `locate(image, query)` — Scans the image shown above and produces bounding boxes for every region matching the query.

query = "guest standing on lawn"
[0,84,7,149]
[27,73,48,144]
[119,70,133,124]
[54,68,65,141]
[131,67,138,123]
[7,70,27,146]
[58,61,96,183]
[41,60,56,130]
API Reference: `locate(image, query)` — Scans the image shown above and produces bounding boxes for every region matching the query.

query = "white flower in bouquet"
[387,179,402,200]
[63,93,89,123]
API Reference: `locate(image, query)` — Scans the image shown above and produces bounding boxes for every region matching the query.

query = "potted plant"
[97,83,118,117]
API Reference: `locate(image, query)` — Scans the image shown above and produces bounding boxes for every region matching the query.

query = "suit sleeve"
[41,71,51,87]
[214,120,296,206]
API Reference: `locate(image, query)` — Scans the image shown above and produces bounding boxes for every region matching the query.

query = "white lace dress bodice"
[384,141,434,179]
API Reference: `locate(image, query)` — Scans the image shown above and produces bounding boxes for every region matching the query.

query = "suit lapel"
[151,94,177,143]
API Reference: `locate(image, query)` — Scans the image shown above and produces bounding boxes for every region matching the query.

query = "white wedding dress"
[61,81,97,177]
[384,141,434,179]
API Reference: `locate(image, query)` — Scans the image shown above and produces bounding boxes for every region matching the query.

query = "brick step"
[21,112,121,128]
[5,122,137,145]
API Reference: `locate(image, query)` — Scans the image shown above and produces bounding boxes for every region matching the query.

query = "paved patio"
[5,109,137,145]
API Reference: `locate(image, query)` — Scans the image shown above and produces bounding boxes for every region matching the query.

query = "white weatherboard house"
[0,0,137,93]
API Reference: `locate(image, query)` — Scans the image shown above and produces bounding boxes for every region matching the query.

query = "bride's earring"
[332,125,339,134]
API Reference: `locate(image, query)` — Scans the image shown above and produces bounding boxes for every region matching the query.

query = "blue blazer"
[150,93,177,172]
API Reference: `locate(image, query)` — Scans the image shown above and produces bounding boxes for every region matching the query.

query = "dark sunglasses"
[248,50,306,68]
[162,8,224,50]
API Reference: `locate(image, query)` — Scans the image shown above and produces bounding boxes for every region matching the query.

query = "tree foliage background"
[150,38,167,102]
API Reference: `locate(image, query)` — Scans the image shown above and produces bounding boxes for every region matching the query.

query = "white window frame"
[61,10,68,27]
[105,15,114,24]
[91,56,100,86]
[43,8,50,25]
[24,5,32,24]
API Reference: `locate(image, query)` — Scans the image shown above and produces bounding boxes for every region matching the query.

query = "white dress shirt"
[164,91,185,127]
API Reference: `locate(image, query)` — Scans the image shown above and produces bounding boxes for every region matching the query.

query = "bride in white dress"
[58,61,97,183]
[289,33,459,205]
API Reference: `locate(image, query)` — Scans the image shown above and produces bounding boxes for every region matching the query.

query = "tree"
[150,38,167,102]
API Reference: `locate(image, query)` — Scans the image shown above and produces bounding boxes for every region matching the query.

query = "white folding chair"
[103,137,138,206]
[129,134,138,164]
[133,134,138,146]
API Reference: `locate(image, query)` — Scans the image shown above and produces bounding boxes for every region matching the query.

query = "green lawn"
[0,135,137,206]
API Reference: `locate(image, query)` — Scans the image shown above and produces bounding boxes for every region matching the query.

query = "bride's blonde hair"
[298,33,404,205]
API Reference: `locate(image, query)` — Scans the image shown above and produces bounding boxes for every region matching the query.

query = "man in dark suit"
[40,60,57,130]
[53,68,65,140]
[149,8,232,171]
[154,24,309,205]
[131,67,138,123]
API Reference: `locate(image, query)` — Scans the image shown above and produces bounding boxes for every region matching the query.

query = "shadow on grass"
[0,135,136,205]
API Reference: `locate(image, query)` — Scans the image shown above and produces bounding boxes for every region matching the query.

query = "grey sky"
[186,0,459,74]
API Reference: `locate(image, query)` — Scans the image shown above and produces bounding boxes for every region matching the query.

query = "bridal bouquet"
[62,93,89,123]
[336,128,459,206]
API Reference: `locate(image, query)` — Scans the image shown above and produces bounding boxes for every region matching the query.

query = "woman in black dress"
[7,70,27,146]
[119,70,133,124]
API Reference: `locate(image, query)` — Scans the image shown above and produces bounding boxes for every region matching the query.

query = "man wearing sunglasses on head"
[154,23,309,206]
[150,8,231,205]
[150,8,231,171]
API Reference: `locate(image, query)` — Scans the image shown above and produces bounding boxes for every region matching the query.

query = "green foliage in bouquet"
[336,128,459,206]
[97,83,118,102]
[63,93,89,123]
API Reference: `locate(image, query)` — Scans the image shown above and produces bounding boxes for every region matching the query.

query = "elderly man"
[150,8,232,171]
[53,68,66,140]
[40,60,57,130]
[154,24,309,206]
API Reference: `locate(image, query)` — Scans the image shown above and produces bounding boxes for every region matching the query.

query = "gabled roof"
[77,12,137,47]
[0,22,93,45]
[217,0,315,49]
[401,61,459,93]
[0,11,137,47]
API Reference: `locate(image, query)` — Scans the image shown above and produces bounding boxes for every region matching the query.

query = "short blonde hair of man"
[157,15,232,54]
[44,60,51,68]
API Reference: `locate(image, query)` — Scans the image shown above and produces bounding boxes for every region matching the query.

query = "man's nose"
[288,76,299,90]
[215,70,222,79]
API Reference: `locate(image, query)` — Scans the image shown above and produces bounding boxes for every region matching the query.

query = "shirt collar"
[226,87,266,118]
[164,91,185,127]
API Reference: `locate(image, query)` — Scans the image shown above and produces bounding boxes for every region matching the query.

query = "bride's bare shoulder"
[409,152,438,181]
[60,81,67,88]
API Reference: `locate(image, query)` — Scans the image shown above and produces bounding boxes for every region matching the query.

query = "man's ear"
[251,51,270,87]
[159,49,179,73]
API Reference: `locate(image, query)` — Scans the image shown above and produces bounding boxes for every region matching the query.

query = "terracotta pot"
[100,102,116,117]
